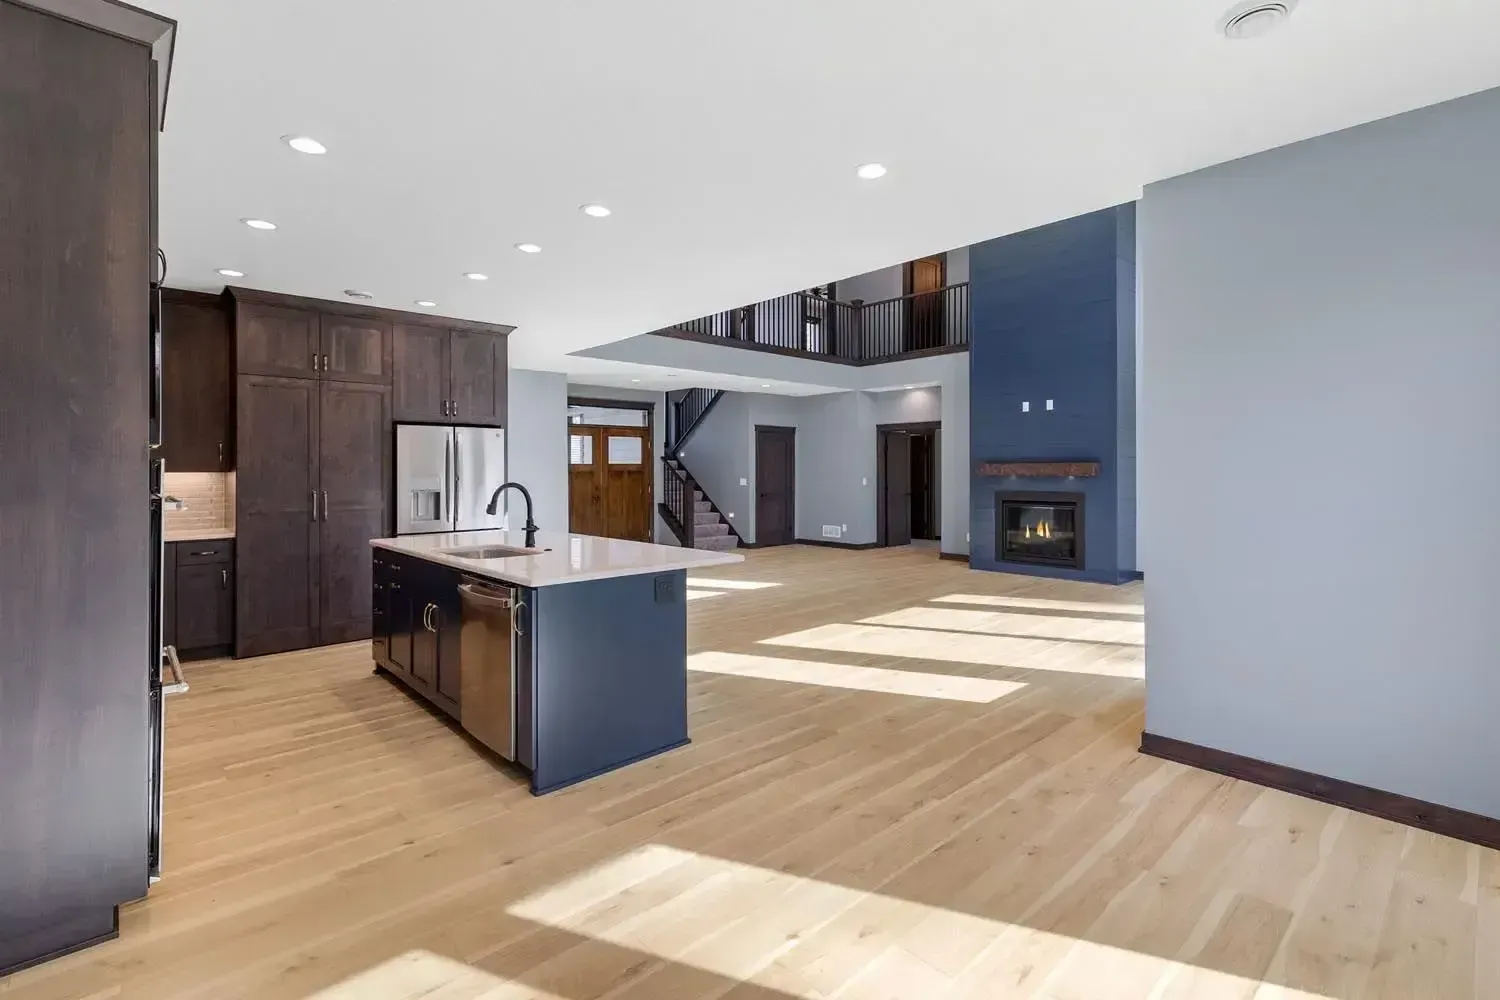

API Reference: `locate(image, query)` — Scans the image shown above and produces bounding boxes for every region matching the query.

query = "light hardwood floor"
[2,546,1494,999]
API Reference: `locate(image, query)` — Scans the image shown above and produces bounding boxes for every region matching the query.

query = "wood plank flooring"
[1,546,1493,999]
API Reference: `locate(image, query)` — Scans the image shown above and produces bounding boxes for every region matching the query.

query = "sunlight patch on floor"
[508,845,1330,1000]
[933,593,1145,616]
[760,622,1144,679]
[686,589,726,601]
[687,577,783,591]
[688,650,1027,703]
[860,605,1144,646]
[309,949,559,999]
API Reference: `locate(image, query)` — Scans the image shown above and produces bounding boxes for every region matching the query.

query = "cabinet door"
[236,375,320,656]
[449,330,506,427]
[237,303,319,378]
[175,561,232,650]
[318,380,389,644]
[387,563,414,677]
[411,596,437,688]
[434,572,463,707]
[162,295,232,471]
[392,323,451,423]
[321,315,391,385]
[372,556,391,665]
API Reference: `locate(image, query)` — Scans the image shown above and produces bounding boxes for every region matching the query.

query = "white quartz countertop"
[369,529,743,587]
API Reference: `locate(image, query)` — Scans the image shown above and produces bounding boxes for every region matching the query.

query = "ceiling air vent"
[1220,0,1297,39]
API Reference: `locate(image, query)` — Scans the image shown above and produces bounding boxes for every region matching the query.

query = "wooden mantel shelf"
[976,460,1100,478]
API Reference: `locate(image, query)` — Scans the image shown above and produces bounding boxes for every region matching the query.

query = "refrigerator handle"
[444,436,452,527]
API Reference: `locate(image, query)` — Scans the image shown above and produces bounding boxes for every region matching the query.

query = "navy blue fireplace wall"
[969,203,1137,584]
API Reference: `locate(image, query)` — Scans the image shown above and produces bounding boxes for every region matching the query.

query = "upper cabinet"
[162,289,233,471]
[393,323,508,426]
[321,315,391,384]
[232,290,393,384]
[236,301,320,379]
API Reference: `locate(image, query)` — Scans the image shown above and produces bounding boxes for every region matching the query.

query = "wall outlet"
[1045,399,1055,411]
[861,477,868,486]
[841,524,847,533]
[1021,401,1030,413]
[739,477,747,486]
[654,574,676,604]
[823,525,843,538]
[726,512,734,518]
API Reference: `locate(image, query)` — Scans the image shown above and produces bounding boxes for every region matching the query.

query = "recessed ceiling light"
[630,378,641,383]
[414,300,437,308]
[1219,0,1296,39]
[463,272,489,281]
[242,218,277,230]
[761,384,770,388]
[856,163,888,180]
[343,289,373,300]
[580,203,612,218]
[216,268,244,278]
[514,243,542,254]
[282,135,327,155]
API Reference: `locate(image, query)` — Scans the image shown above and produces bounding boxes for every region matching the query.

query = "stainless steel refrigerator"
[395,424,508,534]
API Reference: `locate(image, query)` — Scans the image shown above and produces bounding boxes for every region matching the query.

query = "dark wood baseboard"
[795,538,880,550]
[1140,732,1500,852]
[939,551,969,563]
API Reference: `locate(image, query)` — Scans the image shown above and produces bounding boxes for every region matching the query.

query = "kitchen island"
[369,529,742,793]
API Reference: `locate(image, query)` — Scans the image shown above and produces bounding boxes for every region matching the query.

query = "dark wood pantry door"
[236,374,321,657]
[318,380,390,644]
[755,426,796,546]
[569,425,652,541]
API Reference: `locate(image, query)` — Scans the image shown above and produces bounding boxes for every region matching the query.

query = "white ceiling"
[147,0,1500,389]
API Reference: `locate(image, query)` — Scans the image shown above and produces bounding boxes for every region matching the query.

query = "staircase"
[658,388,739,551]
[662,457,738,551]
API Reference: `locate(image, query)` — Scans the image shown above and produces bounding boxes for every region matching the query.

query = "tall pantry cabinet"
[232,289,392,657]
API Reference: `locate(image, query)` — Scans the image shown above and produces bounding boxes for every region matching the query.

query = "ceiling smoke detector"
[1220,1,1297,39]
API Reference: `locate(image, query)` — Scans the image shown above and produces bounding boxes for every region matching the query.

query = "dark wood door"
[236,302,319,378]
[910,431,936,540]
[318,380,389,644]
[175,561,233,650]
[236,375,320,656]
[449,329,507,427]
[601,427,652,541]
[569,426,606,536]
[0,2,155,970]
[162,292,232,471]
[321,314,391,385]
[905,255,946,351]
[755,426,796,546]
[392,322,451,423]
[883,431,913,547]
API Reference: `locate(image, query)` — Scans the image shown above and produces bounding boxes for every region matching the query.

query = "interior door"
[236,374,320,656]
[603,427,651,541]
[318,380,390,644]
[905,255,946,351]
[910,431,935,540]
[884,431,913,546]
[755,427,796,546]
[569,426,605,536]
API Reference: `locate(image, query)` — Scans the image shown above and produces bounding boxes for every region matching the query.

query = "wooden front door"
[904,255,946,351]
[755,426,796,546]
[569,425,652,541]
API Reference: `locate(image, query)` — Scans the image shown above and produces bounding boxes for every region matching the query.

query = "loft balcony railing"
[653,283,969,365]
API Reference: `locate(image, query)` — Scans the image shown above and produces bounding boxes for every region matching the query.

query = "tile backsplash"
[163,471,234,535]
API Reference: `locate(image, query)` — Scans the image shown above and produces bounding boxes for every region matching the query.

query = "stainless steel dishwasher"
[459,579,522,761]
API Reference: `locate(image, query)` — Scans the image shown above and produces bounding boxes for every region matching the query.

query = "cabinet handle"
[441,400,449,417]
[311,490,318,522]
[311,352,320,372]
[218,441,224,467]
[221,568,228,588]
[189,549,216,557]
[321,490,329,521]
[512,598,527,638]
[323,354,330,372]
[451,400,458,418]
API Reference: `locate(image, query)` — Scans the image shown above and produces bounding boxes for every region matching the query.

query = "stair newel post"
[850,299,865,364]
[683,472,696,548]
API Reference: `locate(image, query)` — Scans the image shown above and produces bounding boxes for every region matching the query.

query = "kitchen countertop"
[370,528,742,587]
[165,528,236,542]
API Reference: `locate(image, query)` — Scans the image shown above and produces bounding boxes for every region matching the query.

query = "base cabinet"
[164,540,235,659]
[373,551,461,716]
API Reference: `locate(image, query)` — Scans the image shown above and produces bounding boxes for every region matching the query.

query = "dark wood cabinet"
[162,290,233,471]
[321,315,390,384]
[449,329,507,426]
[236,302,320,379]
[318,380,389,643]
[392,323,450,422]
[236,374,320,657]
[168,540,234,656]
[393,323,507,426]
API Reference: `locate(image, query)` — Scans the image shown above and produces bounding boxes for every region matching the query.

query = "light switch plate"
[1021,401,1030,413]
[1045,399,1055,411]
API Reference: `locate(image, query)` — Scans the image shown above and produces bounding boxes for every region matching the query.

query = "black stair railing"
[662,457,695,547]
[668,387,723,455]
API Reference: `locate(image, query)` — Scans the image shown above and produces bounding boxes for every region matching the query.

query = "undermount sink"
[440,544,550,560]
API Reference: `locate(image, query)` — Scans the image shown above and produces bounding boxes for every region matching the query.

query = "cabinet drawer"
[174,539,234,566]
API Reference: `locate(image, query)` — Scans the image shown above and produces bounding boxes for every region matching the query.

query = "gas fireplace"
[997,491,1084,569]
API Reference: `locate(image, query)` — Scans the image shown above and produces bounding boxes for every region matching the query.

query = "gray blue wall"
[1141,86,1500,820]
[968,204,1136,583]
[507,369,571,534]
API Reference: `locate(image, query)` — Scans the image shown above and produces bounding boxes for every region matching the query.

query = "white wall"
[1141,86,1500,820]
[506,369,570,534]
[869,386,941,425]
